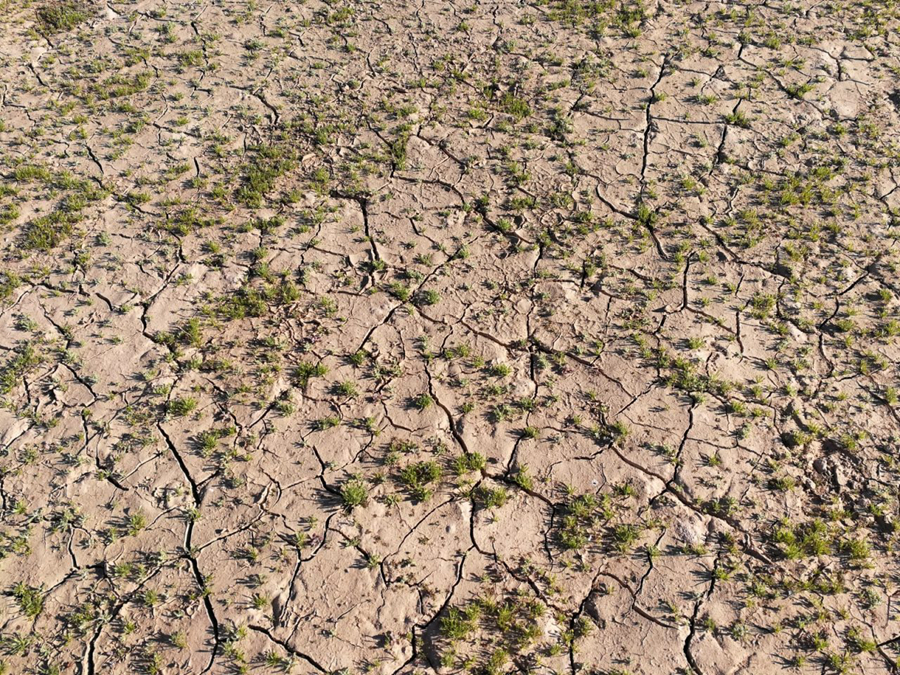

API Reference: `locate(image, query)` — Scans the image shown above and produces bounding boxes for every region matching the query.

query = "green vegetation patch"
[36,1,92,33]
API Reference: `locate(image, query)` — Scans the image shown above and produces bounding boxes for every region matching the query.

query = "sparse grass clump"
[475,485,508,509]
[23,211,79,251]
[37,1,92,32]
[166,396,198,417]
[725,109,751,128]
[294,361,328,386]
[399,460,442,501]
[11,583,43,618]
[412,393,434,410]
[340,479,368,509]
[237,145,297,208]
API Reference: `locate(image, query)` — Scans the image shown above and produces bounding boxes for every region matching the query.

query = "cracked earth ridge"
[1,0,900,673]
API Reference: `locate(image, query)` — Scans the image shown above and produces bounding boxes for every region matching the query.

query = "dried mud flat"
[1,0,900,673]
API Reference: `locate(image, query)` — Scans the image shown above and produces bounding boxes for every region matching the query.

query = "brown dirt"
[0,0,899,673]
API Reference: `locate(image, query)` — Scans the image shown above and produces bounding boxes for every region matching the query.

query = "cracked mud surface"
[1,0,900,673]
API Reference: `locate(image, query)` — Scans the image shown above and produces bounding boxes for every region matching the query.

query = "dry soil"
[1,0,900,674]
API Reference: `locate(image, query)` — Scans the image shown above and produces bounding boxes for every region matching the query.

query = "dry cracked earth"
[1,0,900,673]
